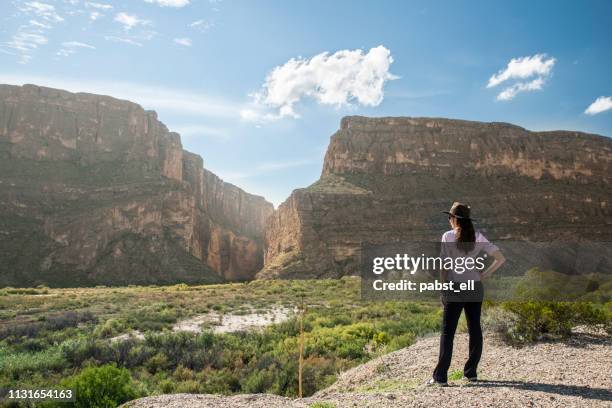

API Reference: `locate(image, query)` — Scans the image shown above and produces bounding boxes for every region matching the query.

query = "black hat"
[442,202,476,221]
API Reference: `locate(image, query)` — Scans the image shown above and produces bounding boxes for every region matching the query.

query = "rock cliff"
[0,84,273,286]
[259,116,611,279]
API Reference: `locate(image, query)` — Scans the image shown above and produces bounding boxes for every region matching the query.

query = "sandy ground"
[124,327,612,408]
[172,307,294,334]
[110,306,294,342]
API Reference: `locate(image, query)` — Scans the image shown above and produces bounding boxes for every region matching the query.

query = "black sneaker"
[462,376,478,382]
[426,378,448,387]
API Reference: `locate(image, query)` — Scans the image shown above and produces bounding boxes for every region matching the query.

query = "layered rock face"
[0,84,273,286]
[259,116,611,279]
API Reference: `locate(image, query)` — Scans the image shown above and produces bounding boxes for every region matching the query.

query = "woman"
[427,202,506,386]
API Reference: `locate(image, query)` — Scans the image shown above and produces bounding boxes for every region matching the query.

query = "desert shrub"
[301,356,337,396]
[484,301,611,345]
[94,319,125,339]
[62,364,138,408]
[44,311,97,331]
[196,368,240,394]
[126,303,181,332]
[386,332,416,352]
[174,379,200,393]
[241,368,277,393]
[0,346,66,378]
[145,353,170,374]
[0,311,96,341]
[4,288,47,295]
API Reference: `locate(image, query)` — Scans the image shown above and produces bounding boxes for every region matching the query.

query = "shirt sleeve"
[477,232,499,255]
[440,232,449,258]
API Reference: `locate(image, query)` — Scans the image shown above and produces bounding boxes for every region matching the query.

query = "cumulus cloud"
[584,96,612,115]
[114,12,150,30]
[241,45,397,123]
[487,54,555,101]
[144,0,190,7]
[174,37,192,47]
[56,40,95,57]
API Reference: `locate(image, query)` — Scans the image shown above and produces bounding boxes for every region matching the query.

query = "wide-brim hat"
[441,202,476,221]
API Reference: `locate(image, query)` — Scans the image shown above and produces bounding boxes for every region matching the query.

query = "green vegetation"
[1,277,609,407]
[309,402,336,408]
[0,278,440,406]
[62,364,139,408]
[483,301,611,345]
[448,370,464,381]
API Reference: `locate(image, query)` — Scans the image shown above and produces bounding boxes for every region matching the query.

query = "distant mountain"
[260,116,612,279]
[0,84,273,287]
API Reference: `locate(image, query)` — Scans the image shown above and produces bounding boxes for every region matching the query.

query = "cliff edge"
[0,84,273,286]
[260,116,611,279]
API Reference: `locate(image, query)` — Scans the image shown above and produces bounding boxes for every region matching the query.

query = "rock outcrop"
[259,116,611,279]
[0,84,273,287]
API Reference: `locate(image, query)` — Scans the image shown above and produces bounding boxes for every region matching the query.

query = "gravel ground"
[124,328,612,408]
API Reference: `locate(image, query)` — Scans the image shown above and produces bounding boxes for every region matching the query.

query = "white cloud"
[85,2,112,20]
[144,0,190,7]
[19,1,64,23]
[241,45,397,123]
[487,54,555,101]
[174,37,192,47]
[28,19,52,30]
[86,1,113,10]
[496,77,544,101]
[114,12,150,30]
[584,96,612,115]
[4,31,48,64]
[56,41,95,57]
[0,74,240,119]
[104,36,143,47]
[4,2,65,63]
[190,19,212,31]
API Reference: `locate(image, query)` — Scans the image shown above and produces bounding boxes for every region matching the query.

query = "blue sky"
[1,0,611,206]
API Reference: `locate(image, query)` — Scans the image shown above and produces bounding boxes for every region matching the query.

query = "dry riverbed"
[111,306,295,342]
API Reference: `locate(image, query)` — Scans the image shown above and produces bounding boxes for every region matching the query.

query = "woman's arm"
[480,249,505,279]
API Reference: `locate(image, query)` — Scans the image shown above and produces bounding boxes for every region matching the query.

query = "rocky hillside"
[124,328,612,407]
[259,116,612,279]
[0,84,273,287]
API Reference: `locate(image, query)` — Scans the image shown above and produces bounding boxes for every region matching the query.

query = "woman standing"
[428,202,506,386]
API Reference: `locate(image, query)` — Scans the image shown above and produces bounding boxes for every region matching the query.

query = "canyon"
[260,116,611,279]
[1,85,610,286]
[0,84,273,286]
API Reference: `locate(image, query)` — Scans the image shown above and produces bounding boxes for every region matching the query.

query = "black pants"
[432,300,483,382]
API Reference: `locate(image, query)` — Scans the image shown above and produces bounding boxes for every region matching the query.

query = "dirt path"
[124,329,612,408]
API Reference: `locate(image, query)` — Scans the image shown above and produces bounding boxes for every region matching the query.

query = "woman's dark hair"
[456,217,476,253]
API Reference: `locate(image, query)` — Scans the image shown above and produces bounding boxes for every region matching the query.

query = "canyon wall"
[0,84,273,286]
[259,116,612,279]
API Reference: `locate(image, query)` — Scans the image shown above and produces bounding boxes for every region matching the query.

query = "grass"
[0,278,441,402]
[1,276,609,406]
[448,370,463,381]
